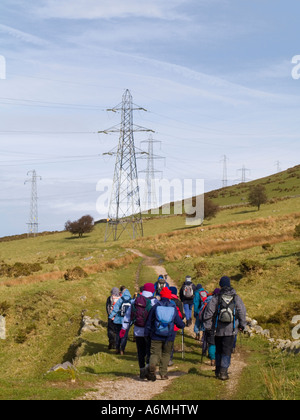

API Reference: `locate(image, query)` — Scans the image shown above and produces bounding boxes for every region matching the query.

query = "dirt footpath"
[78,249,247,400]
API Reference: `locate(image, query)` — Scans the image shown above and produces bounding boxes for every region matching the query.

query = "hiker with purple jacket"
[119,283,157,379]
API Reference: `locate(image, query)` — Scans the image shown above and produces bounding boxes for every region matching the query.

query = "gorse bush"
[294,224,300,239]
[0,262,42,278]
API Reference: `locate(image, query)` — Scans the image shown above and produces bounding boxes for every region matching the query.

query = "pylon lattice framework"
[100,89,154,241]
[139,135,165,212]
[25,170,42,237]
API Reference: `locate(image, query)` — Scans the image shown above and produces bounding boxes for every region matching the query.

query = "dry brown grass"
[131,213,300,261]
[1,253,138,287]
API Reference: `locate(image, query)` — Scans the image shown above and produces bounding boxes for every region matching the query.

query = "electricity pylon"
[221,155,228,188]
[99,89,154,242]
[25,170,42,237]
[237,165,251,183]
[139,135,165,212]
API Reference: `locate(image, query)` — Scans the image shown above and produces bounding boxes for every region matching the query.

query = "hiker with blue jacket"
[179,276,196,327]
[193,283,209,339]
[203,276,246,381]
[154,274,170,297]
[119,283,157,379]
[109,287,132,355]
[144,287,185,381]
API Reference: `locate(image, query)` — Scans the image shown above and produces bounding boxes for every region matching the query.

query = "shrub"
[240,258,263,274]
[294,224,300,239]
[64,266,88,281]
[194,260,209,277]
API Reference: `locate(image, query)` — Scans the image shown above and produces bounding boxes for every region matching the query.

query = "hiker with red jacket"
[169,286,185,366]
[179,276,196,327]
[119,283,157,379]
[144,287,185,381]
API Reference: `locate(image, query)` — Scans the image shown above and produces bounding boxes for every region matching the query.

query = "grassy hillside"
[0,167,299,400]
[206,164,300,207]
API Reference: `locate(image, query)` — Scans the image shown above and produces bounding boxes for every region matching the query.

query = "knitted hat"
[160,287,172,299]
[143,283,155,293]
[185,275,192,283]
[219,276,231,288]
[170,286,178,296]
[213,288,221,295]
[111,287,119,296]
[196,283,203,290]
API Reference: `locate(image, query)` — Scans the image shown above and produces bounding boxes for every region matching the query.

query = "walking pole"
[181,329,185,360]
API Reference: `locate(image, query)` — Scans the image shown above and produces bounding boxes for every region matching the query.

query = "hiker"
[106,287,121,350]
[154,274,169,297]
[169,286,185,365]
[203,276,246,380]
[193,284,209,340]
[109,287,132,355]
[179,275,196,327]
[119,283,157,379]
[144,287,185,381]
[199,288,220,366]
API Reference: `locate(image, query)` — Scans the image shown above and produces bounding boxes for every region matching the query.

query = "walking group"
[106,274,246,382]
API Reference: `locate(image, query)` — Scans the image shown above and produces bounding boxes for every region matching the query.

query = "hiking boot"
[219,368,229,381]
[120,350,125,356]
[168,360,174,366]
[140,368,147,380]
[160,374,169,380]
[215,367,220,379]
[147,372,157,382]
[210,360,216,367]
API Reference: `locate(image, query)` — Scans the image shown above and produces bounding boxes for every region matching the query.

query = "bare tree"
[65,215,94,238]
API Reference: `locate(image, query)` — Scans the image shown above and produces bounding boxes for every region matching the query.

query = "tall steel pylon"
[139,135,165,212]
[221,155,228,188]
[237,165,251,183]
[25,170,42,237]
[99,89,154,242]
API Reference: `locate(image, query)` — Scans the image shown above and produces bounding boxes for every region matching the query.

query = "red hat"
[160,287,172,299]
[143,283,155,293]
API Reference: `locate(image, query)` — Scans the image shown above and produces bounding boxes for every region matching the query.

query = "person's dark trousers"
[149,340,173,377]
[107,318,117,349]
[215,335,235,372]
[135,336,151,368]
[114,323,129,352]
[170,331,177,361]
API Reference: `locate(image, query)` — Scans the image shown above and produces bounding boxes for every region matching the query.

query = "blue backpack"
[154,302,176,337]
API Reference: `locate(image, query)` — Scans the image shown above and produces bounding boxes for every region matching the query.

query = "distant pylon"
[99,89,154,242]
[139,135,165,211]
[25,170,42,237]
[237,165,251,183]
[221,155,228,188]
[275,161,281,173]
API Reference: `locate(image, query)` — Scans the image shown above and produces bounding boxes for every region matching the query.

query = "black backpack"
[216,293,236,324]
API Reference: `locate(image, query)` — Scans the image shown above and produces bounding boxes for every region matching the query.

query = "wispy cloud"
[0,23,51,47]
[36,0,190,20]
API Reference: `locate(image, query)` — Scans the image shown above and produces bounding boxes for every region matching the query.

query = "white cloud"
[36,0,189,20]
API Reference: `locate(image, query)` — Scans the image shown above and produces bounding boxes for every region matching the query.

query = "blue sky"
[0,0,299,236]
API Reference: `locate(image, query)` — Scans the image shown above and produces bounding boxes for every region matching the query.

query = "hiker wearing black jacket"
[203,276,246,381]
